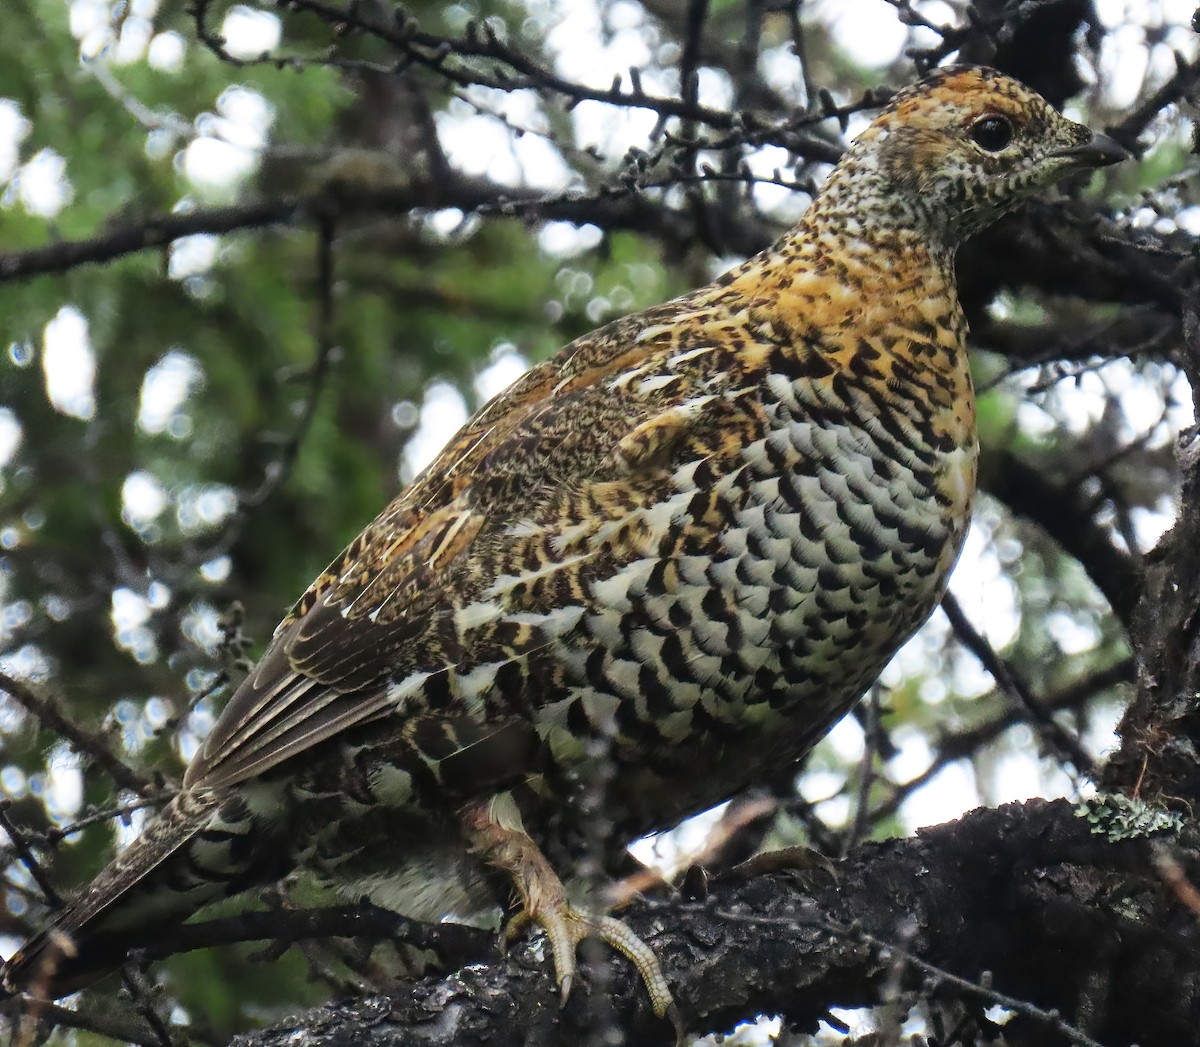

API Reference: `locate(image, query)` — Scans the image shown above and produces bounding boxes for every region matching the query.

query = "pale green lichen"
[1110,896,1144,921]
[1074,794,1184,841]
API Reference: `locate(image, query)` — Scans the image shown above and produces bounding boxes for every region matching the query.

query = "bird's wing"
[185,309,769,791]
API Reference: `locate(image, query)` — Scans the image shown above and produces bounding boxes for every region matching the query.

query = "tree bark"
[227,799,1200,1047]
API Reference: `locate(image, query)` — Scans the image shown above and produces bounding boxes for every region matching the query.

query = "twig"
[788,0,817,113]
[0,198,302,283]
[199,0,848,160]
[867,658,1133,825]
[1108,53,1200,152]
[241,217,339,509]
[41,793,176,847]
[678,0,709,140]
[0,175,706,285]
[120,968,178,1047]
[0,670,149,793]
[854,926,1106,1047]
[3,997,206,1047]
[844,683,883,855]
[940,594,1097,778]
[0,803,61,908]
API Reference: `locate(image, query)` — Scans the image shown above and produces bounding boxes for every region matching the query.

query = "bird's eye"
[970,115,1013,152]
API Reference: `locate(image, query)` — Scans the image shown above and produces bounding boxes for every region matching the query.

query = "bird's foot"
[461,797,680,1036]
[504,902,675,1021]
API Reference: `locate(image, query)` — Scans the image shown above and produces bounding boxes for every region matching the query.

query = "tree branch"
[0,173,711,285]
[220,800,1199,1047]
[941,593,1098,776]
[127,904,490,972]
[0,671,150,794]
[1106,276,1200,800]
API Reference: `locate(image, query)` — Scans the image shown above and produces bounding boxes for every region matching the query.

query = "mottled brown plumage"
[2,66,1125,1023]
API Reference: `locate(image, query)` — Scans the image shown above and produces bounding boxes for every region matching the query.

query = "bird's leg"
[460,796,678,1029]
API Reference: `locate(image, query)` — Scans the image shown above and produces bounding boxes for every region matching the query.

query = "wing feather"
[191,689,394,790]
[186,314,760,792]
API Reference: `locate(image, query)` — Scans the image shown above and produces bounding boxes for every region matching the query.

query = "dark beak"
[1051,131,1130,167]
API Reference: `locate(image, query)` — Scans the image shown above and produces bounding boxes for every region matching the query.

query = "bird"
[2,65,1125,1029]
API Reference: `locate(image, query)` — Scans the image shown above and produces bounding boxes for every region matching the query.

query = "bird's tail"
[2,788,262,999]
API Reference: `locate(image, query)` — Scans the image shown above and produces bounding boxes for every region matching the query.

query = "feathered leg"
[460,794,678,1031]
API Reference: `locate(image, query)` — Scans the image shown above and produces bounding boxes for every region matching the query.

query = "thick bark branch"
[1106,279,1200,800]
[228,800,1199,1047]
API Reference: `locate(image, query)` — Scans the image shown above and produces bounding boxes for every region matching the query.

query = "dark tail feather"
[1,925,158,1000]
[2,791,223,999]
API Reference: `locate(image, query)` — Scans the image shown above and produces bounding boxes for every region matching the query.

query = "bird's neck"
[719,212,966,371]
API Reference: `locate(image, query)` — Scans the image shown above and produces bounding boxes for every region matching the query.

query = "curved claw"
[507,898,675,1019]
[463,797,680,1029]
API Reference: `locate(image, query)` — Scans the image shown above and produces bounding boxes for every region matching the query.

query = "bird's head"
[817,66,1127,249]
